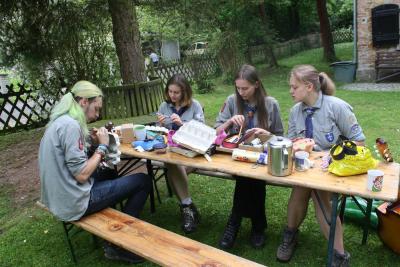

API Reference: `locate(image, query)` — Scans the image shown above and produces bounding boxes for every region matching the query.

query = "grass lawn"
[1,42,399,266]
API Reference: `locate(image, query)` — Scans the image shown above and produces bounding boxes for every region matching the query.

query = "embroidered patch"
[220,102,226,113]
[350,124,360,134]
[78,136,84,150]
[325,132,334,143]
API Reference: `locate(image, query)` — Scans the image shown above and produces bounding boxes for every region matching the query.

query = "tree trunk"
[258,2,278,67]
[108,0,146,84]
[316,0,336,62]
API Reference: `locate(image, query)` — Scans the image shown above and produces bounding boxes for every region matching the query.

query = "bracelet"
[97,144,108,153]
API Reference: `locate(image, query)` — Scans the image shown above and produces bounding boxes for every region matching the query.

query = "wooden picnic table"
[119,143,400,266]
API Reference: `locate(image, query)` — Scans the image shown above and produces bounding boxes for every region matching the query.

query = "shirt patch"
[350,124,360,135]
[78,136,84,150]
[220,102,226,113]
[325,132,334,143]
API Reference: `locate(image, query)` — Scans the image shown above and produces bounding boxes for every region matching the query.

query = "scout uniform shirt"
[287,91,366,151]
[39,114,91,221]
[158,99,205,130]
[215,94,284,135]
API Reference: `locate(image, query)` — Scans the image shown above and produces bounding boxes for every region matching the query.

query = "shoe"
[332,249,350,267]
[250,230,265,249]
[219,213,242,249]
[180,203,200,233]
[104,243,145,264]
[276,227,299,262]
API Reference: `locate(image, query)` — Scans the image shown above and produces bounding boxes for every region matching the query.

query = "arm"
[73,127,109,184]
[335,102,366,143]
[192,100,205,123]
[287,106,298,139]
[215,95,241,134]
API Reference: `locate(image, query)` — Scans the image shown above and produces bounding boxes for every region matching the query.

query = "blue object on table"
[132,139,163,151]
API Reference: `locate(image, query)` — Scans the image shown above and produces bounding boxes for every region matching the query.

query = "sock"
[181,197,192,206]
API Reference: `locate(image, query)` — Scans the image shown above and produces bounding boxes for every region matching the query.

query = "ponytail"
[319,72,335,96]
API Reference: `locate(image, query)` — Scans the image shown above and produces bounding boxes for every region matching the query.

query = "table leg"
[362,199,373,245]
[327,193,339,267]
[146,159,156,213]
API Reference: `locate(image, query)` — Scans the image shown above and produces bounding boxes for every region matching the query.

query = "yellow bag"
[328,139,378,176]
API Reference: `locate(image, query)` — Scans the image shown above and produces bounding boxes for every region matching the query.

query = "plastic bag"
[328,139,378,176]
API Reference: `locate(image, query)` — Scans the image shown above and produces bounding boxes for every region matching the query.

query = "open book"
[172,120,216,154]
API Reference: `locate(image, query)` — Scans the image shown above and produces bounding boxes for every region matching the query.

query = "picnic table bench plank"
[75,208,265,267]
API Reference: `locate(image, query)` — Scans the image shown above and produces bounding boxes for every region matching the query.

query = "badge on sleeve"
[220,102,226,113]
[325,132,334,143]
[78,136,84,150]
[350,124,360,135]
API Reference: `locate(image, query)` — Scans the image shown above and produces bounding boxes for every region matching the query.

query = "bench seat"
[375,51,400,82]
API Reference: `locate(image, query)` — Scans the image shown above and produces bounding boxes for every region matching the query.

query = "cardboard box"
[238,133,271,153]
[120,123,135,144]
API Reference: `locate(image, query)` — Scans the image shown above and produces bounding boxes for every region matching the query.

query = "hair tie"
[319,73,324,83]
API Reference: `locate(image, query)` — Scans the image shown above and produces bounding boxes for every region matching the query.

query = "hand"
[89,127,99,145]
[157,114,166,125]
[170,113,182,126]
[230,115,245,127]
[252,128,270,136]
[96,127,109,146]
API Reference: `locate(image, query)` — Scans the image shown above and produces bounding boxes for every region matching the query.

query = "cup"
[133,124,147,141]
[367,169,384,192]
[294,151,311,171]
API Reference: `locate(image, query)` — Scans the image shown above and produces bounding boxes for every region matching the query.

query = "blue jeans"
[83,171,151,218]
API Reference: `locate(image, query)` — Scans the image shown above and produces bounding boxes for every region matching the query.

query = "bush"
[193,73,215,94]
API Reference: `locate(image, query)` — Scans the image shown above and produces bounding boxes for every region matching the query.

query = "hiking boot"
[332,250,350,267]
[276,227,299,262]
[104,243,145,264]
[250,230,266,249]
[219,213,242,249]
[180,203,200,233]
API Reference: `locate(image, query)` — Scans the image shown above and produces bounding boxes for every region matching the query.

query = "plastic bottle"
[232,149,268,165]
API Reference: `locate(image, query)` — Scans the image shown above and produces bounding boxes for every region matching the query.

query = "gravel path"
[341,83,400,91]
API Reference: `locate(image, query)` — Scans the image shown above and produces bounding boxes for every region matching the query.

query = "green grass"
[1,42,400,266]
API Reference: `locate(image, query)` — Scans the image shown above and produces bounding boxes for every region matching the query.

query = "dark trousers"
[232,176,267,232]
[84,171,151,218]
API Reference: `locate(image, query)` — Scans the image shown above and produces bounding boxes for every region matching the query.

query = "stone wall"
[357,0,400,81]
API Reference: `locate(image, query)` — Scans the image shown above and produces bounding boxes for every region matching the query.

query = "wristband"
[97,144,108,153]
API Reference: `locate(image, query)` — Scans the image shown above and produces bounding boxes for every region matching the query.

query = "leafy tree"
[0,0,120,93]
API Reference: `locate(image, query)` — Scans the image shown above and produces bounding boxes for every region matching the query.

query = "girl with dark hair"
[215,64,284,249]
[157,74,205,234]
[276,65,365,266]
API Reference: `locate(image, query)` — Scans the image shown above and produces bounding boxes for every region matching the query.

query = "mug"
[367,169,384,192]
[294,151,312,172]
[133,124,147,141]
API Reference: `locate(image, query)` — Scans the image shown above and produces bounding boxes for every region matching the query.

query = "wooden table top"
[120,143,400,202]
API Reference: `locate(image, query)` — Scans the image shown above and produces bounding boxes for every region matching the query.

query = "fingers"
[96,127,109,146]
[253,128,269,135]
[230,115,245,126]
[157,114,166,124]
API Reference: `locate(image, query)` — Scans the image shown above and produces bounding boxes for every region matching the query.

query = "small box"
[120,123,135,144]
[238,133,271,153]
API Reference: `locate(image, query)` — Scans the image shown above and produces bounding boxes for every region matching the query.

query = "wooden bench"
[375,50,400,82]
[37,202,264,266]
